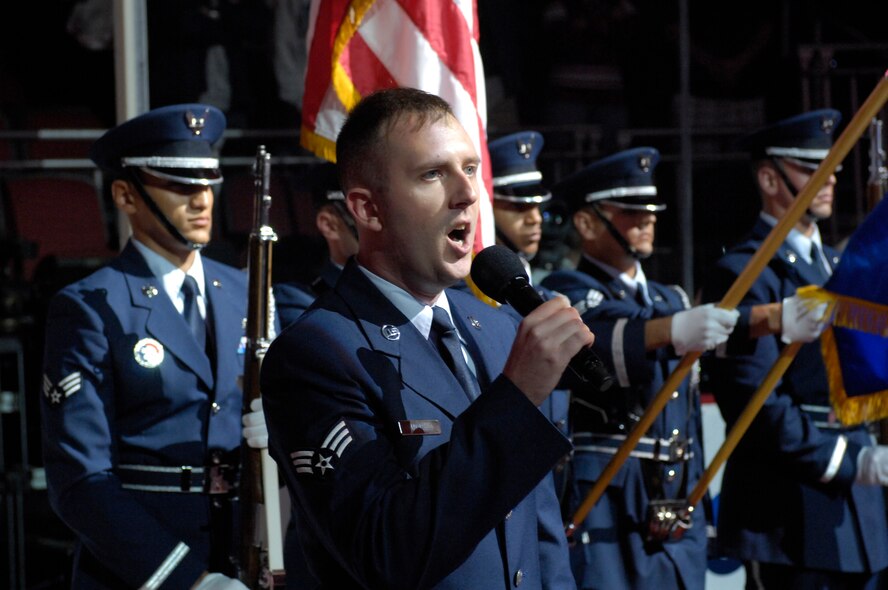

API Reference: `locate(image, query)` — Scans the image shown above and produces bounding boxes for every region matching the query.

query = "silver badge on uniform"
[381,325,400,340]
[133,338,164,368]
[468,317,481,329]
[574,289,604,314]
[141,285,159,298]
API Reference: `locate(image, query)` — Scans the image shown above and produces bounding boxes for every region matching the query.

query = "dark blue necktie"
[430,306,479,401]
[810,243,830,283]
[181,275,206,350]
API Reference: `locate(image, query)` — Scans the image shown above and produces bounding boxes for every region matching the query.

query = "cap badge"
[820,116,835,134]
[516,138,534,159]
[185,109,209,136]
[638,155,652,172]
[133,338,165,368]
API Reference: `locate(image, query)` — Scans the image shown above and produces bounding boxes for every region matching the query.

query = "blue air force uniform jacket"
[41,241,248,589]
[260,260,576,590]
[699,217,888,574]
[541,258,708,590]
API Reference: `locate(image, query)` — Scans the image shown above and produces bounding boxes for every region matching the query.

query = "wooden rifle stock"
[238,146,285,588]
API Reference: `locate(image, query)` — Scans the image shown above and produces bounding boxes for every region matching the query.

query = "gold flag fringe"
[797,286,888,425]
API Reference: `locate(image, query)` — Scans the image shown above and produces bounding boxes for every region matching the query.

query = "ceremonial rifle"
[238,145,286,588]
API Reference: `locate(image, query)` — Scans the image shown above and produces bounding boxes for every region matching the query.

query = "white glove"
[671,304,740,355]
[781,295,829,344]
[856,445,888,486]
[193,573,250,590]
[242,397,268,449]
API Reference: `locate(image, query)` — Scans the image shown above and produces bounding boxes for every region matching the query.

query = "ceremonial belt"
[117,452,238,495]
[572,432,693,463]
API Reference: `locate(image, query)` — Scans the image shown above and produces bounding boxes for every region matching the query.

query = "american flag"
[300,0,494,254]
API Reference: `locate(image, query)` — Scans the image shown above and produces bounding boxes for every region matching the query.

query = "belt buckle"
[657,436,688,462]
[669,436,689,462]
[179,466,193,492]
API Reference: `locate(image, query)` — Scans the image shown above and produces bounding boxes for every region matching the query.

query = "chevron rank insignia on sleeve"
[43,372,82,405]
[290,420,353,480]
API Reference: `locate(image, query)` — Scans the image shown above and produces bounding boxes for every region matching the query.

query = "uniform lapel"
[121,244,214,389]
[336,262,470,419]
[204,267,243,392]
[449,301,494,393]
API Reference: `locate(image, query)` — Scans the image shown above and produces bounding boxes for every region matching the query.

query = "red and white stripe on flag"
[301,0,494,253]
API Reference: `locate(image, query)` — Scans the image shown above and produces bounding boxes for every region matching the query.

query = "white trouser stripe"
[139,542,189,590]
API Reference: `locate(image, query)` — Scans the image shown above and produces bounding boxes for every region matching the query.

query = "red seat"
[3,175,115,281]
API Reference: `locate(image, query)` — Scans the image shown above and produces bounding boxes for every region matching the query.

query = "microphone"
[470,245,615,392]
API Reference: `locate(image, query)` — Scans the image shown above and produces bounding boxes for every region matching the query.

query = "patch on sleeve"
[289,420,353,480]
[574,289,605,315]
[43,372,82,405]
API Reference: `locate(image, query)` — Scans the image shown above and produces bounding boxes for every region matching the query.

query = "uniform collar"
[132,238,206,305]
[356,264,454,340]
[581,254,650,304]
[759,211,824,264]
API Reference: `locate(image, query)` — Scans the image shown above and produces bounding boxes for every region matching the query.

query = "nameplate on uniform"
[398,419,442,436]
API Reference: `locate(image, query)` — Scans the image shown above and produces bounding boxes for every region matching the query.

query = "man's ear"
[757,164,779,196]
[315,207,341,240]
[346,188,381,231]
[572,209,599,241]
[111,179,138,213]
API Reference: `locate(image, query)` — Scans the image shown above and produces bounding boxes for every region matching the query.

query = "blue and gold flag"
[803,194,888,425]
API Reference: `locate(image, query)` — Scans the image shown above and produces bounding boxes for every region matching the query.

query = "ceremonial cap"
[554,147,664,212]
[90,103,226,186]
[488,131,551,203]
[309,162,344,209]
[737,109,842,170]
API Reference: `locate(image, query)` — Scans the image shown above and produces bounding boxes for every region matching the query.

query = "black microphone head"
[471,245,529,304]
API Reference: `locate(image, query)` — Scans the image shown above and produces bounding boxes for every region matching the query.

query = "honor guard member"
[540,147,739,590]
[273,161,357,330]
[488,130,551,281]
[700,110,888,588]
[41,104,258,589]
[488,130,572,476]
[260,87,587,589]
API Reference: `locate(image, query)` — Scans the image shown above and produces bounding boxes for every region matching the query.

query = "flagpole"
[565,70,888,537]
